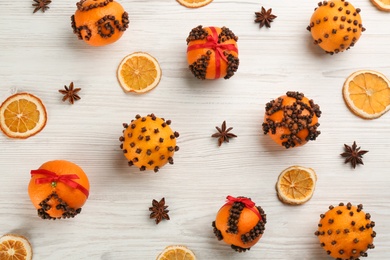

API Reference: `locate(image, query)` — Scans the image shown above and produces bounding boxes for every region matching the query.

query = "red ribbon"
[187,27,238,79]
[225,195,262,221]
[31,169,89,198]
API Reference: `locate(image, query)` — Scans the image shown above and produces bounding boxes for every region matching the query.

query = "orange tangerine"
[315,203,376,259]
[307,0,365,54]
[71,0,129,46]
[262,91,321,149]
[28,160,90,219]
[186,26,239,80]
[212,196,266,252]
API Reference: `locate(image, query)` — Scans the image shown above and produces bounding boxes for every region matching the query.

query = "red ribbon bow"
[31,169,89,198]
[225,195,262,221]
[187,27,238,79]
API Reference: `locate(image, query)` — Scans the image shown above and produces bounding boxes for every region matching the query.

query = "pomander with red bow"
[212,195,267,252]
[186,25,239,80]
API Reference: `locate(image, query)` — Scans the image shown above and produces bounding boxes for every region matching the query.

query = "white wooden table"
[1,0,389,259]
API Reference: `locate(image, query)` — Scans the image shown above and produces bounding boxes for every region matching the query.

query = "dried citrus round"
[307,0,365,54]
[343,70,390,119]
[0,234,32,260]
[371,0,390,11]
[156,245,196,260]
[177,0,213,8]
[315,203,376,259]
[276,166,317,205]
[28,160,90,219]
[0,93,47,139]
[117,52,162,93]
[71,0,129,46]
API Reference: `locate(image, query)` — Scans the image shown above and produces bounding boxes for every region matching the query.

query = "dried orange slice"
[343,70,390,119]
[0,234,33,260]
[0,93,47,139]
[117,52,162,94]
[156,245,196,260]
[276,166,317,205]
[176,0,213,8]
[371,0,390,11]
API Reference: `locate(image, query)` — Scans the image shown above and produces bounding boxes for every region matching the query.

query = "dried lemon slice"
[0,234,33,260]
[176,0,213,8]
[0,93,47,139]
[343,70,390,119]
[117,52,162,94]
[276,166,317,205]
[156,245,196,260]
[371,0,390,11]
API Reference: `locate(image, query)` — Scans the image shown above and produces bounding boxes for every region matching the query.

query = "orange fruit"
[120,114,179,172]
[117,52,162,93]
[71,0,129,47]
[371,0,390,11]
[315,203,376,259]
[177,0,213,8]
[212,196,266,252]
[28,160,90,219]
[186,26,239,80]
[343,70,390,119]
[307,0,365,54]
[276,166,317,205]
[0,234,32,260]
[156,245,196,260]
[0,92,47,139]
[262,91,322,149]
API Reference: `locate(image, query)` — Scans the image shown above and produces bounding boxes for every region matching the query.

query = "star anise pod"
[255,7,277,28]
[149,198,170,225]
[32,0,51,13]
[340,141,368,169]
[211,121,237,147]
[59,82,81,104]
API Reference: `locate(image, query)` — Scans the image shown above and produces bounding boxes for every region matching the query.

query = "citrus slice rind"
[156,245,196,260]
[117,52,162,94]
[342,70,390,119]
[0,234,33,260]
[0,93,47,139]
[176,0,213,8]
[276,166,317,205]
[370,0,390,11]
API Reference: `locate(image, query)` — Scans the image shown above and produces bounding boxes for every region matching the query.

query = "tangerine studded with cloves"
[212,196,267,252]
[120,114,179,172]
[315,203,376,260]
[262,91,322,149]
[71,0,129,46]
[307,0,365,54]
[186,25,239,80]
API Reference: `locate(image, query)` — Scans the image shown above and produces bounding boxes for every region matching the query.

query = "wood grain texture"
[0,0,389,259]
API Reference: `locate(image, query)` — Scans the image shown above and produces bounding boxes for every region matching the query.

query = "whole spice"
[340,141,368,169]
[59,82,81,104]
[32,0,51,13]
[149,198,170,224]
[255,7,277,28]
[211,121,237,146]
